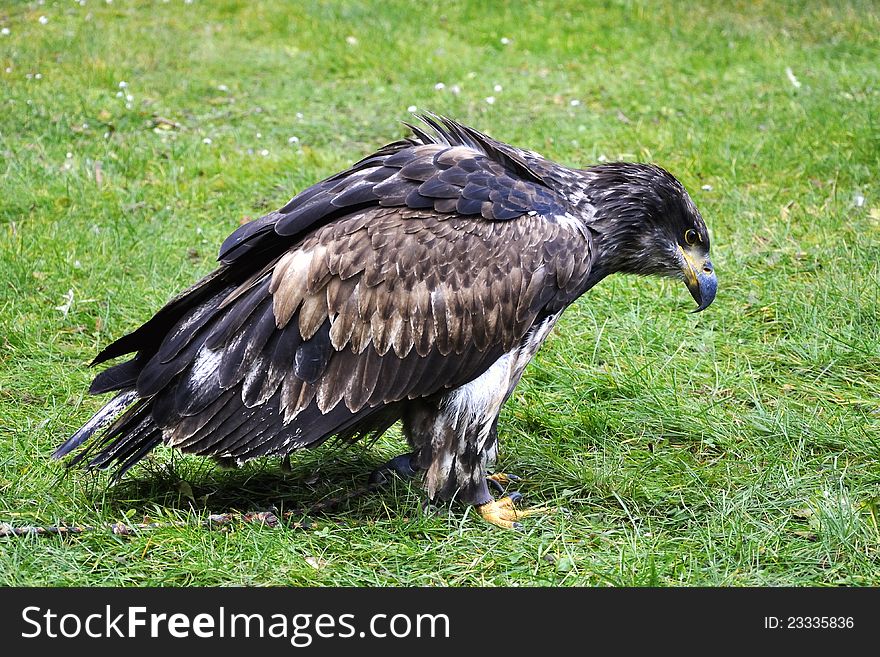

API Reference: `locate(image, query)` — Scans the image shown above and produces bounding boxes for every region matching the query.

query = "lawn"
[1,0,878,586]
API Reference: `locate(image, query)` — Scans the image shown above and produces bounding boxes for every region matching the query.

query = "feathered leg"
[403,398,545,529]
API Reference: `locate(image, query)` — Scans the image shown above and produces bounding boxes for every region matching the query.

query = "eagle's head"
[582,162,717,312]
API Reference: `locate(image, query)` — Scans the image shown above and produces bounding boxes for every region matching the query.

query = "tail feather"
[114,433,164,480]
[57,392,165,482]
[53,390,139,459]
[77,399,156,470]
[88,356,144,395]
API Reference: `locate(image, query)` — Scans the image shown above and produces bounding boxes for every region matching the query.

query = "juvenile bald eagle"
[54,115,716,528]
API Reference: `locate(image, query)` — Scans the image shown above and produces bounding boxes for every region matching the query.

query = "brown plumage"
[55,114,716,527]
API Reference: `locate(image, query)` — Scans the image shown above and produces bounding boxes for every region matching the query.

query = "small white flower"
[785,67,801,89]
[701,184,713,191]
[5,67,12,73]
[38,15,49,25]
[597,154,607,162]
[570,99,581,106]
[260,149,269,156]
[66,152,73,159]
[493,84,502,92]
[35,73,42,79]
[116,91,123,97]
[345,35,358,46]
[484,96,495,104]
[854,193,865,207]
[434,82,445,90]
[118,80,128,88]
[125,94,133,102]
[500,37,510,45]
[82,122,89,129]
[295,112,303,119]
[202,137,212,145]
[1,28,10,36]
[407,105,417,113]
[55,289,74,317]
[256,132,262,138]
[450,85,461,95]
[217,84,228,92]
[287,136,299,144]
[125,102,132,109]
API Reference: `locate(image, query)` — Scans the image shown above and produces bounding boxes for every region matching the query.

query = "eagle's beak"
[679,246,717,313]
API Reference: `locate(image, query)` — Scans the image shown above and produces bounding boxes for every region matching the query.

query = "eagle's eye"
[684,229,698,246]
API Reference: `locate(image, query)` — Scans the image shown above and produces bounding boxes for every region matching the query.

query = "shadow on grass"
[79,446,407,519]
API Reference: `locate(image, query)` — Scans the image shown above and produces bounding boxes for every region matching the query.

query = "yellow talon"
[486,472,523,494]
[477,496,549,530]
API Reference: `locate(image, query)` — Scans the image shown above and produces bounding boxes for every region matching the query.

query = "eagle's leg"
[368,451,420,486]
[479,434,540,529]
[403,398,542,530]
[481,423,522,494]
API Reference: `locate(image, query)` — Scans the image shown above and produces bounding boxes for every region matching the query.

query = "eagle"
[54,115,716,529]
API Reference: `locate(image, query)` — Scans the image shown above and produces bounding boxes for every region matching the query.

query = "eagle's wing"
[59,117,594,473]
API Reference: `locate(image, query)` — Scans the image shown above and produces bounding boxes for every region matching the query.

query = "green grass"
[1,0,878,586]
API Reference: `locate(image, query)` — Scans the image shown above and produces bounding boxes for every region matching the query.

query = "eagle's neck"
[581,224,634,291]
[575,165,674,289]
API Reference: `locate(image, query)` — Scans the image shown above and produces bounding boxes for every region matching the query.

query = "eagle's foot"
[477,493,545,530]
[368,452,418,486]
[486,472,521,494]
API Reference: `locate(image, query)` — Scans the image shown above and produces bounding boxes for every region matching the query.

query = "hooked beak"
[679,246,717,313]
